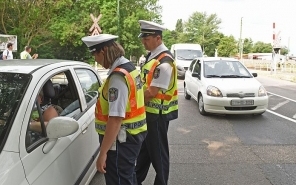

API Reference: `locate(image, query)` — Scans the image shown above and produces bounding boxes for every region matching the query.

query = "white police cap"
[82,34,118,51]
[138,20,166,38]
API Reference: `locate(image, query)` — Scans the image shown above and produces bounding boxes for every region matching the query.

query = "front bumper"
[203,95,269,114]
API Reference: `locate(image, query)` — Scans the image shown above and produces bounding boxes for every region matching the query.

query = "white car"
[184,57,268,115]
[0,59,102,185]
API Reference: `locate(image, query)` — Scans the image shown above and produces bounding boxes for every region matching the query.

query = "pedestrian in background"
[82,34,147,185]
[1,43,13,60]
[135,20,179,185]
[138,54,146,67]
[20,46,38,59]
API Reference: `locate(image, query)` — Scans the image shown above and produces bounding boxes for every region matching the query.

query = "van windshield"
[176,49,203,60]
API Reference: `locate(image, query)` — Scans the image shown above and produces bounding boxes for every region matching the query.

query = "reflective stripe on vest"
[141,52,178,118]
[95,66,147,135]
[96,119,146,131]
[95,68,145,121]
[146,53,178,101]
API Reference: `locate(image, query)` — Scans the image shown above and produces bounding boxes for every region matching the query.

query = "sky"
[158,0,296,55]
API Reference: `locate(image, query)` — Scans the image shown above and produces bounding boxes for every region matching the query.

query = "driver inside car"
[30,90,58,133]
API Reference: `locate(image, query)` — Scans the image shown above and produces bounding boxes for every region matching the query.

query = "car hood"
[202,77,262,94]
[175,59,193,68]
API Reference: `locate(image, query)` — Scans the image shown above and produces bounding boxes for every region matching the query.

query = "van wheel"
[198,94,207,115]
[184,86,191,100]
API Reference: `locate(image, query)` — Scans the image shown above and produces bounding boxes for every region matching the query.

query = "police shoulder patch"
[108,87,118,102]
[153,68,160,79]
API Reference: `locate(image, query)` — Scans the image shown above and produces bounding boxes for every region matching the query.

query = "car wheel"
[184,86,191,100]
[198,94,207,115]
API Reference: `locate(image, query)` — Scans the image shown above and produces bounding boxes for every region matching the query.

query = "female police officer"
[82,34,147,185]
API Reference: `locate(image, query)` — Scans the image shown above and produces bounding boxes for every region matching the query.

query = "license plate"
[230,100,254,106]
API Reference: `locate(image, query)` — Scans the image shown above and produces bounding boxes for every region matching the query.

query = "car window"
[176,49,203,60]
[51,71,82,117]
[0,73,31,152]
[26,71,82,151]
[193,61,201,74]
[204,60,252,77]
[74,69,100,106]
[189,60,196,72]
[26,97,47,150]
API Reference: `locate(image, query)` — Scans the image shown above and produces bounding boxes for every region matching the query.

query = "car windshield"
[176,49,203,60]
[204,60,252,78]
[0,73,31,152]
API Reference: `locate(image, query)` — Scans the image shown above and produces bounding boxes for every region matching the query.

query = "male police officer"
[135,20,178,185]
[82,34,147,185]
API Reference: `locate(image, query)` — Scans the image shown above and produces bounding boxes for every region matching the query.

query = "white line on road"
[293,114,296,119]
[271,100,290,110]
[268,92,296,103]
[267,109,296,123]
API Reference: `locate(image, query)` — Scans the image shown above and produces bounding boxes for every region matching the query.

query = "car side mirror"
[43,117,79,153]
[252,73,258,77]
[192,72,200,78]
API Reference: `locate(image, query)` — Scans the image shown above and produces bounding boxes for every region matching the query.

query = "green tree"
[217,35,238,57]
[243,38,253,54]
[280,46,289,55]
[252,42,272,53]
[162,30,177,50]
[175,19,183,33]
[182,12,221,55]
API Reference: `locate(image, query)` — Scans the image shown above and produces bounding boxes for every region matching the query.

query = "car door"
[185,60,196,95]
[19,67,92,185]
[72,67,101,184]
[191,60,202,99]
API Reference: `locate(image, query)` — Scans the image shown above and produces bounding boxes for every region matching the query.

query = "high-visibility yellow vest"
[140,51,178,121]
[95,63,147,135]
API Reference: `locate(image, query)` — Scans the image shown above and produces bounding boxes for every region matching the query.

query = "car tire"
[184,86,191,100]
[198,94,207,115]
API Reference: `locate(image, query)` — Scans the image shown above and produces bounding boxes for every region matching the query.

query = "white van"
[170,43,203,79]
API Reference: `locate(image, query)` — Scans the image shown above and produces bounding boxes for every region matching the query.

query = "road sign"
[89,14,102,36]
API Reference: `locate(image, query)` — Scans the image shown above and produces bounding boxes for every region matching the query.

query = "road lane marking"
[267,109,296,124]
[268,92,296,103]
[271,100,290,110]
[293,114,296,119]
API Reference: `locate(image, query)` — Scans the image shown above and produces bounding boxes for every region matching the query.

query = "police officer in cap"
[135,20,178,185]
[82,34,147,185]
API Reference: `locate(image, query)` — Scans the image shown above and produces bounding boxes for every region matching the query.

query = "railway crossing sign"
[89,14,102,36]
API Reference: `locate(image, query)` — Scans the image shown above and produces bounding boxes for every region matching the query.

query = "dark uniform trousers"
[136,115,170,185]
[99,131,147,185]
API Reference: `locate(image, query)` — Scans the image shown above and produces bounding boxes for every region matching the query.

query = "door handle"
[82,127,88,134]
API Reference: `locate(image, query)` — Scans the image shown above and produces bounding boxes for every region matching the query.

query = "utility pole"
[117,0,120,43]
[239,17,243,60]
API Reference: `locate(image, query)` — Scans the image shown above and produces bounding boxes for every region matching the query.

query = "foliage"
[217,35,238,57]
[0,1,281,62]
[243,38,253,54]
[252,42,273,53]
[0,0,161,61]
[175,19,183,33]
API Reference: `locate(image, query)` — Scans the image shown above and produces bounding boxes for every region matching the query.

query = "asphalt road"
[91,71,296,185]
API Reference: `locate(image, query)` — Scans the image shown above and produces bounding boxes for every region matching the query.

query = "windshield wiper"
[205,75,221,78]
[220,75,251,78]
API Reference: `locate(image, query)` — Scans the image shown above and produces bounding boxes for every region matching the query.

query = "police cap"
[138,20,166,38]
[81,34,118,52]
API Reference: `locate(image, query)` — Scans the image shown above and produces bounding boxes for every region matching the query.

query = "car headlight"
[258,86,267,97]
[207,85,223,97]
